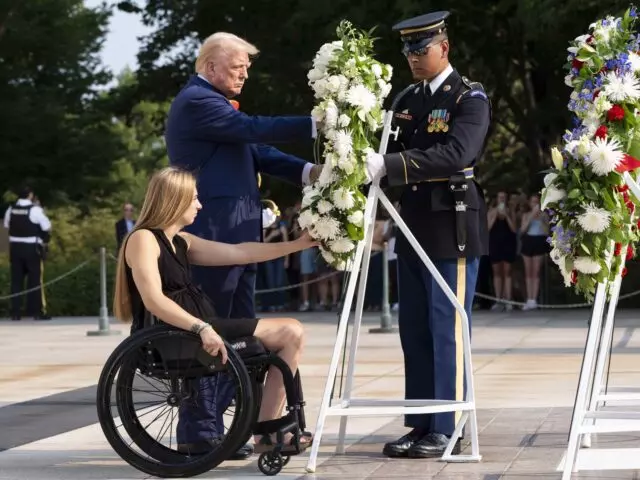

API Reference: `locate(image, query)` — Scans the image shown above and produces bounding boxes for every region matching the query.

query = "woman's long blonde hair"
[113,166,197,322]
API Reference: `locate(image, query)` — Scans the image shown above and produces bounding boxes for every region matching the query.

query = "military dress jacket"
[383,68,491,260]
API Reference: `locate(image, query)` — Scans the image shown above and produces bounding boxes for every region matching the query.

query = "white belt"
[9,237,42,244]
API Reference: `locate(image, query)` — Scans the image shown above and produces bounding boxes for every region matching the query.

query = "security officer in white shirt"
[3,186,52,320]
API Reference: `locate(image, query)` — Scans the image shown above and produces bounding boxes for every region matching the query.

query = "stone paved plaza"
[2,309,640,479]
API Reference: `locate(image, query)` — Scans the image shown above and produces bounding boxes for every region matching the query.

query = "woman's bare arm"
[126,230,211,334]
[180,231,317,267]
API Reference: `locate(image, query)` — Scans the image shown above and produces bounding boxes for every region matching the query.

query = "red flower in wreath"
[571,270,578,284]
[572,58,584,70]
[615,243,623,256]
[594,125,608,139]
[627,245,635,260]
[622,267,629,278]
[607,104,625,122]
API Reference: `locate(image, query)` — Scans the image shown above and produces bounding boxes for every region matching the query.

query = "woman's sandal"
[253,431,314,454]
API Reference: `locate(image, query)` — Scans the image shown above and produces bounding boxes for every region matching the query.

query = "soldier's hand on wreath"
[199,324,228,364]
[364,151,386,184]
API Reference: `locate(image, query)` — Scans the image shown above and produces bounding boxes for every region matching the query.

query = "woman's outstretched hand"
[200,325,228,364]
[296,230,320,249]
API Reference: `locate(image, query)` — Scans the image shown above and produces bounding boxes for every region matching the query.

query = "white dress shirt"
[423,64,454,95]
[3,199,52,244]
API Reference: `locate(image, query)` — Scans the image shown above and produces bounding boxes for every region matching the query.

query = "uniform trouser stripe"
[397,255,478,436]
[454,257,466,426]
[40,260,47,313]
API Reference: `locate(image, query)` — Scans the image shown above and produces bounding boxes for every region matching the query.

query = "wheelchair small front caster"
[258,451,283,476]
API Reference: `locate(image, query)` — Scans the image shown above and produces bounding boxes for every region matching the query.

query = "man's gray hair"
[195,32,259,72]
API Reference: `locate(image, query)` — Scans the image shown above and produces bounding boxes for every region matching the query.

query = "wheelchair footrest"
[253,414,297,436]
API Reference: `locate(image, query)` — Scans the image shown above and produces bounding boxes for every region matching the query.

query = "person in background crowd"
[3,186,52,321]
[487,191,518,311]
[520,193,549,310]
[262,215,289,312]
[115,203,136,251]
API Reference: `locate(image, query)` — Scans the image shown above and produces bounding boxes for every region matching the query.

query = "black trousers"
[10,243,44,317]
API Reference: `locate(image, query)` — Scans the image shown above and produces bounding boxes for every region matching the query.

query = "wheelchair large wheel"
[96,325,254,478]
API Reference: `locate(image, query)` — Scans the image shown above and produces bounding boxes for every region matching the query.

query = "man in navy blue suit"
[165,32,320,459]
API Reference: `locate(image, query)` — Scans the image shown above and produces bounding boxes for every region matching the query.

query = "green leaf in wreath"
[580,243,591,255]
[628,136,640,160]
[568,188,582,199]
[584,190,599,201]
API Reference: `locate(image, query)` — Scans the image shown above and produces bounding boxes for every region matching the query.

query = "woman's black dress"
[126,228,258,338]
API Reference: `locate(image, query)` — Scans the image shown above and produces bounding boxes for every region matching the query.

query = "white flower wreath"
[299,20,393,270]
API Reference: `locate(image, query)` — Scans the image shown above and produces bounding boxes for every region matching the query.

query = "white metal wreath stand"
[561,171,640,479]
[305,107,482,473]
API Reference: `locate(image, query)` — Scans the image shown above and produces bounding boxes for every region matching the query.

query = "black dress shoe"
[382,429,424,458]
[228,443,253,460]
[408,433,461,458]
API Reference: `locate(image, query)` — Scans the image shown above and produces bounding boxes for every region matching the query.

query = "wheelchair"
[96,323,309,477]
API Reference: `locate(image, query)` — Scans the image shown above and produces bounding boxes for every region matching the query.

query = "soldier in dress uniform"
[364,11,491,458]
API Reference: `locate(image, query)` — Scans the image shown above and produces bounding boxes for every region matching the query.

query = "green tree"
[0,0,126,206]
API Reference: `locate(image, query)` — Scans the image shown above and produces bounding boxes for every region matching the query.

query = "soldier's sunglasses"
[403,41,442,57]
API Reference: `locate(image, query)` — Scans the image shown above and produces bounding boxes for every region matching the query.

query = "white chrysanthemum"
[371,63,383,78]
[316,199,333,215]
[330,237,355,253]
[345,84,377,113]
[602,71,640,102]
[333,130,353,159]
[577,203,611,233]
[543,172,558,188]
[312,216,341,241]
[298,209,319,230]
[347,210,364,227]
[629,52,640,73]
[338,114,350,128]
[331,187,356,210]
[585,137,623,176]
[574,256,602,274]
[541,186,566,209]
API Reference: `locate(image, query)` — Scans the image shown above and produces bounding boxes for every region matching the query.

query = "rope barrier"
[5,247,640,310]
[0,258,94,301]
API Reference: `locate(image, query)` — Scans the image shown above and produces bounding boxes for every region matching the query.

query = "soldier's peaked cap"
[392,11,450,51]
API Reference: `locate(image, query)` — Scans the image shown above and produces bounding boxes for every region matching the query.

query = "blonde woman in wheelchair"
[112,166,317,455]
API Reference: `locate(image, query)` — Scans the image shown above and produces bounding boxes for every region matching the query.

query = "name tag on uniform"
[394,111,413,120]
[427,109,450,133]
